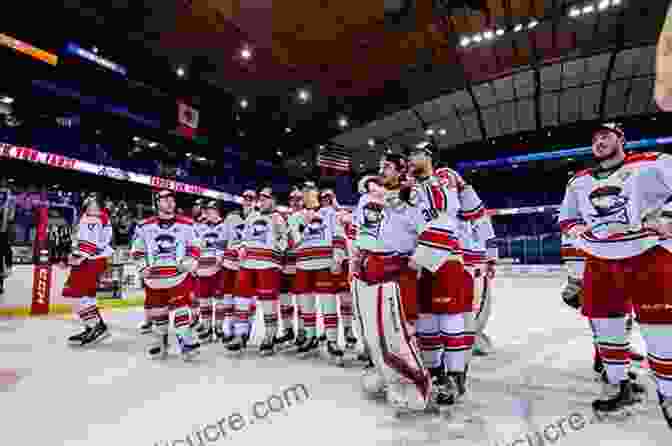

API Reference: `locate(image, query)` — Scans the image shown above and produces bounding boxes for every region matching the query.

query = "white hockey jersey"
[194,219,226,277]
[353,191,423,255]
[130,216,201,289]
[289,207,345,270]
[222,213,245,271]
[240,210,287,270]
[410,171,463,272]
[558,152,672,259]
[72,215,114,260]
[459,216,496,267]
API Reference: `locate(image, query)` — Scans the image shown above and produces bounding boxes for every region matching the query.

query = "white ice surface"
[1,276,669,446]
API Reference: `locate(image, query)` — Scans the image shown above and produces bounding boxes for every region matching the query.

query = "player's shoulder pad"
[625,151,666,164]
[567,168,592,187]
[139,216,159,226]
[175,215,195,225]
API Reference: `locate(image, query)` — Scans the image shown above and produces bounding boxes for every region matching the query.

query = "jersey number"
[422,208,438,222]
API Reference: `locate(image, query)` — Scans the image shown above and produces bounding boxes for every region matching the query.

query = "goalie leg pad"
[352,279,432,411]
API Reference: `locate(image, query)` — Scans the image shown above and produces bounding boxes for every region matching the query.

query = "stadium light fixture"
[439,128,447,135]
[285,127,292,133]
[483,30,494,40]
[416,141,430,149]
[460,37,471,47]
[298,89,310,102]
[240,99,248,108]
[425,128,435,135]
[569,7,581,17]
[514,24,523,32]
[176,66,185,77]
[277,150,283,156]
[472,33,483,43]
[528,19,538,29]
[0,96,14,104]
[368,138,375,147]
[611,0,621,5]
[582,5,594,14]
[92,46,98,54]
[598,0,609,10]
[495,28,505,36]
[338,117,348,128]
[241,48,252,60]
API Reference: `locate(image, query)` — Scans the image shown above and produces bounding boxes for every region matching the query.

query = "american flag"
[317,146,351,172]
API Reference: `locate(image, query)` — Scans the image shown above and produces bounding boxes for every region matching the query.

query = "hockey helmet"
[592,122,625,140]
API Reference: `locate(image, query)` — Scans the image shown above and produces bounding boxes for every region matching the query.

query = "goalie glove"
[561,276,583,310]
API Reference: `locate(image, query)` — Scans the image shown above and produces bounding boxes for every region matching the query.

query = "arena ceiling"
[2,0,669,172]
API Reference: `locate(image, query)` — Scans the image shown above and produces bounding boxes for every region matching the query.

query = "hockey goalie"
[351,154,432,413]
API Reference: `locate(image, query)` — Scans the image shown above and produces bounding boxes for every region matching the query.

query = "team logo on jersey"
[203,232,219,249]
[251,220,269,238]
[588,185,631,236]
[154,234,177,255]
[234,224,245,240]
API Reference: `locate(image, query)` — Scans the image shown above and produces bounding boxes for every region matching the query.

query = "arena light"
[527,19,538,29]
[338,117,348,128]
[240,99,248,109]
[148,142,158,148]
[416,141,430,149]
[514,24,523,32]
[132,136,140,142]
[425,128,434,135]
[472,33,483,43]
[483,30,494,40]
[438,128,447,135]
[276,150,283,156]
[582,4,594,14]
[611,0,620,5]
[368,138,375,147]
[569,7,581,16]
[598,0,609,10]
[0,96,13,104]
[495,28,505,36]
[285,127,292,133]
[92,46,98,54]
[460,37,471,47]
[240,48,252,60]
[298,89,310,102]
[176,66,185,78]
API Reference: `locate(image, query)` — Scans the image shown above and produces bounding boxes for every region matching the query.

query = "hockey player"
[275,196,299,348]
[289,181,346,360]
[405,145,476,406]
[130,189,202,360]
[190,198,206,325]
[320,187,358,350]
[352,154,432,412]
[561,219,645,382]
[193,200,227,343]
[434,165,491,401]
[228,187,287,355]
[558,122,672,425]
[64,195,114,346]
[217,208,245,344]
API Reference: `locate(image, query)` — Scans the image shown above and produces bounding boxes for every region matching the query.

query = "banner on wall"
[0,142,236,203]
[0,33,58,66]
[64,42,127,76]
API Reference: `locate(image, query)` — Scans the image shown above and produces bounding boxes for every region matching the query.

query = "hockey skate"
[592,379,643,420]
[67,326,92,346]
[80,322,110,347]
[196,325,214,344]
[326,340,345,366]
[273,327,295,351]
[297,336,320,358]
[226,335,248,354]
[138,320,153,335]
[344,327,358,350]
[658,391,672,429]
[146,333,169,360]
[287,329,307,353]
[177,333,201,361]
[430,368,456,406]
[259,335,276,357]
[217,329,235,345]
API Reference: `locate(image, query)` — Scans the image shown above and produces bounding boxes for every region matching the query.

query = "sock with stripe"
[590,317,629,384]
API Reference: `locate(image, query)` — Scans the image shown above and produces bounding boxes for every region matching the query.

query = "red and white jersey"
[222,213,245,271]
[72,214,114,259]
[279,209,299,275]
[194,219,227,277]
[558,152,672,259]
[411,171,463,272]
[240,210,287,270]
[458,216,496,267]
[289,207,343,271]
[130,215,201,289]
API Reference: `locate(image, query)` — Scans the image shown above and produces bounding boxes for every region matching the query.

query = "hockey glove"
[561,276,583,310]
